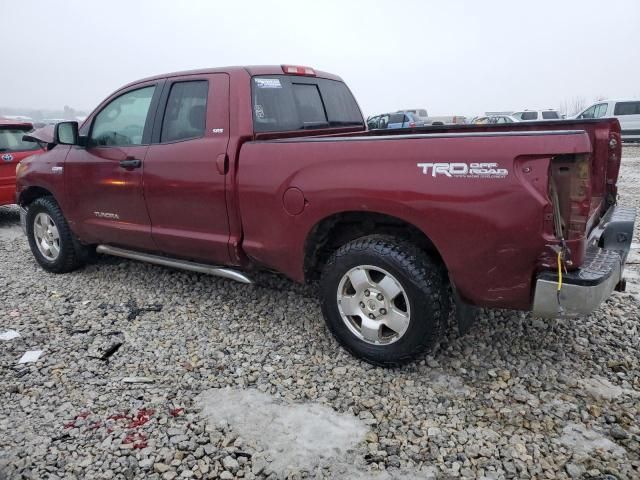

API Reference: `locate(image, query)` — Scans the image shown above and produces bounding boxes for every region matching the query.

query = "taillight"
[549,154,591,240]
[281,65,316,76]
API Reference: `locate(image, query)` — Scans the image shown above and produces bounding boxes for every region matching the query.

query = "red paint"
[126,408,154,428]
[15,66,623,312]
[169,408,184,417]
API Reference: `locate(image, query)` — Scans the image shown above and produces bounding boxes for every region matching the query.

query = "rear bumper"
[532,205,636,317]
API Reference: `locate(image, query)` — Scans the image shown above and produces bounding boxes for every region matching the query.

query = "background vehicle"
[396,109,429,124]
[575,100,640,142]
[368,112,424,129]
[427,115,468,125]
[16,65,635,367]
[511,109,561,121]
[472,115,519,124]
[0,119,42,206]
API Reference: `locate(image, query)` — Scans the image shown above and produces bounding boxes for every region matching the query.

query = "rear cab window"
[0,128,40,153]
[542,111,559,119]
[251,75,363,133]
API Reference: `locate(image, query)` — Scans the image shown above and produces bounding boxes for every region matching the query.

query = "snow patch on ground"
[197,388,368,475]
[579,376,640,401]
[559,423,626,457]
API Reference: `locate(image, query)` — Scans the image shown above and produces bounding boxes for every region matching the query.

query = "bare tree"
[559,96,587,117]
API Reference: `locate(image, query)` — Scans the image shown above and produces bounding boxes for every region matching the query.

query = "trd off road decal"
[417,162,508,178]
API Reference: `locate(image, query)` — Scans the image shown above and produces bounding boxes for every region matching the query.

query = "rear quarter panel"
[238,131,592,310]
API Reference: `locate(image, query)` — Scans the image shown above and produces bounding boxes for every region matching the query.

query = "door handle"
[216,153,228,175]
[119,158,142,169]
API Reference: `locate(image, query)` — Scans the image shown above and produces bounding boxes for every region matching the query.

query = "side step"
[96,245,252,284]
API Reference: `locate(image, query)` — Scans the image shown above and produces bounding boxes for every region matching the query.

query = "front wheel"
[26,196,88,273]
[320,235,449,367]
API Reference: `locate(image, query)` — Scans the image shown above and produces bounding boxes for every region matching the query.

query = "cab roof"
[120,65,343,91]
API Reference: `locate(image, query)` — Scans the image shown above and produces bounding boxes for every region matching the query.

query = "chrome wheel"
[336,265,411,345]
[33,212,60,261]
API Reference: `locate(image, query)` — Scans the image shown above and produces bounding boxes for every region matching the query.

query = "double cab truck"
[16,65,636,366]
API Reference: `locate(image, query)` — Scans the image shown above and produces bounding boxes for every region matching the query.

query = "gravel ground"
[1,146,639,480]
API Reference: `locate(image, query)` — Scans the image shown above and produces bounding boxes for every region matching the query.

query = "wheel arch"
[18,186,56,207]
[303,210,446,282]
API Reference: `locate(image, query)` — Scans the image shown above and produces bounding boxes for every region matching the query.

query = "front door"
[65,82,162,251]
[143,73,231,264]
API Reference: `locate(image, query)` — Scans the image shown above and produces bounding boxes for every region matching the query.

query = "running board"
[96,245,252,284]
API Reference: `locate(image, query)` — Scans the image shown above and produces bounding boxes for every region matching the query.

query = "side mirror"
[54,121,79,145]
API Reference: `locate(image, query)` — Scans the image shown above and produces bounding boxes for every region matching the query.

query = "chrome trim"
[96,245,252,284]
[263,129,588,144]
[532,261,621,318]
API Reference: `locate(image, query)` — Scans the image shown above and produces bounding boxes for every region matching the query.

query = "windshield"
[0,128,40,152]
[252,75,363,133]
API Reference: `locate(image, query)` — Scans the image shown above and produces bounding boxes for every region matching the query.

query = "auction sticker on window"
[255,78,282,89]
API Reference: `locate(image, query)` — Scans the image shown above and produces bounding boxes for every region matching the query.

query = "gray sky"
[2,0,639,117]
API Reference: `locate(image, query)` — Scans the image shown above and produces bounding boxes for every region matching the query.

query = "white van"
[575,100,640,142]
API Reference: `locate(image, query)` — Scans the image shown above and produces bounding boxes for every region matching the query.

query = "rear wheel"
[26,197,89,273]
[320,235,449,367]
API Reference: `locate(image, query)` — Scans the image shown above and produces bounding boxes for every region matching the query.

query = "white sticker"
[0,330,20,341]
[19,350,43,363]
[255,78,282,89]
[255,104,265,119]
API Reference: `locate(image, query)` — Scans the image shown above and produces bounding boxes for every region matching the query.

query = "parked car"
[428,115,468,125]
[0,119,43,206]
[368,112,424,129]
[512,110,561,121]
[396,108,429,124]
[472,115,519,124]
[17,65,635,367]
[574,100,640,142]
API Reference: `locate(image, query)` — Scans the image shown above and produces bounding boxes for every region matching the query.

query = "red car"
[16,65,636,366]
[0,119,43,206]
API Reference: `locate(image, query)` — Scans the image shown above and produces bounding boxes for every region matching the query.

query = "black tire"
[26,196,89,273]
[320,235,449,367]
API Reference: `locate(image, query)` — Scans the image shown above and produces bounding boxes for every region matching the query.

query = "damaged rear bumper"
[532,205,636,317]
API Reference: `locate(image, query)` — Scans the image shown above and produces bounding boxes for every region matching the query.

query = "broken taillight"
[549,154,592,241]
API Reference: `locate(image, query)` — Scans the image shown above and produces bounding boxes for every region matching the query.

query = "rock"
[222,456,239,472]
[155,463,170,473]
[610,425,629,440]
[565,463,585,478]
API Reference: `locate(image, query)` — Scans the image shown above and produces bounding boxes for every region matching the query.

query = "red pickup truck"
[16,65,636,366]
[0,119,42,206]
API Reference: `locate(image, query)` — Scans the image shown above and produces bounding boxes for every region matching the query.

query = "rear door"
[143,73,231,264]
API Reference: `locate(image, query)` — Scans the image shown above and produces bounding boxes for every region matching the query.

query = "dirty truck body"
[16,65,636,366]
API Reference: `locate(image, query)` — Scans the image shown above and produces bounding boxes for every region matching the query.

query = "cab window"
[614,101,640,116]
[579,105,596,119]
[161,81,208,142]
[593,103,608,118]
[0,128,41,152]
[90,86,155,146]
